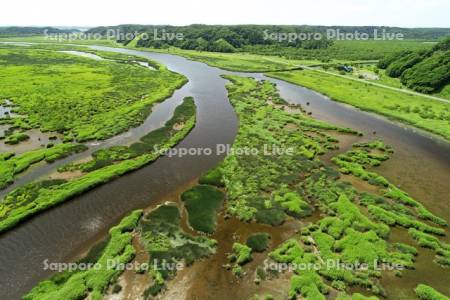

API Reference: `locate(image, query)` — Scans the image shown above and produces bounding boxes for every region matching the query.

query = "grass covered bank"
[23,209,143,300]
[0,98,197,233]
[23,203,217,299]
[267,70,450,141]
[0,143,87,190]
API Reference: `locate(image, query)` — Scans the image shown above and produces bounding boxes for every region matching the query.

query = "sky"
[1,0,449,28]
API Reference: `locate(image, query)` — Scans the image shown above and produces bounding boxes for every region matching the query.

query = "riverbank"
[0,97,197,233]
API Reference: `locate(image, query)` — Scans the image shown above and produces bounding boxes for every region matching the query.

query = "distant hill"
[0,26,80,36]
[86,24,450,50]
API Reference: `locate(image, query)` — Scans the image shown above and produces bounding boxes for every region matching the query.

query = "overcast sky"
[1,0,449,28]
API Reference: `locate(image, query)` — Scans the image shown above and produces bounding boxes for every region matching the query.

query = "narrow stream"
[0,46,449,299]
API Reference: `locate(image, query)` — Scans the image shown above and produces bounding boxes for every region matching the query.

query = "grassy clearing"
[246,40,433,61]
[0,98,196,233]
[0,45,186,142]
[267,69,450,141]
[181,185,225,234]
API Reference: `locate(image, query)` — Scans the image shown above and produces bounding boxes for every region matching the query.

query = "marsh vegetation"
[0,97,197,233]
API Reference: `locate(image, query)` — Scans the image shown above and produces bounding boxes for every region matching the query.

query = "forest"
[377,37,450,93]
[86,24,450,56]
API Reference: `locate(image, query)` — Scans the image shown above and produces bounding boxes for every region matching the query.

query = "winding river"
[0,46,449,299]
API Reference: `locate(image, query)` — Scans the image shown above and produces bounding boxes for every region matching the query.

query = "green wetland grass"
[0,45,187,142]
[12,39,450,299]
[181,184,225,234]
[0,98,197,233]
[267,69,450,141]
[415,284,450,300]
[139,203,217,296]
[23,74,450,299]
[23,203,216,299]
[0,143,87,190]
[3,132,29,145]
[215,76,448,299]
[23,209,143,300]
[246,232,271,252]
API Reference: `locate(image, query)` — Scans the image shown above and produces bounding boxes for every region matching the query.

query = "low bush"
[4,132,29,144]
[246,232,271,252]
[231,242,253,265]
[415,284,450,300]
[198,166,224,187]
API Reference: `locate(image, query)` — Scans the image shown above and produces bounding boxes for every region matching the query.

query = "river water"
[0,46,449,299]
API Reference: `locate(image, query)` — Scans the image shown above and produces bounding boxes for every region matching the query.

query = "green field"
[0,45,186,142]
[267,69,450,140]
[244,40,434,61]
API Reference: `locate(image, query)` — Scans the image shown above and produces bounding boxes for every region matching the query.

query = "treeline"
[378,37,450,93]
[0,26,79,37]
[88,24,335,52]
[87,24,450,53]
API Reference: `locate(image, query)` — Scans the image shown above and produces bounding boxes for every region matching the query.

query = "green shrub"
[255,208,286,226]
[4,132,29,144]
[385,50,429,78]
[415,284,450,300]
[246,232,271,252]
[232,242,253,265]
[198,166,224,187]
[401,51,450,93]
